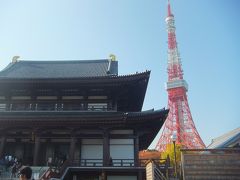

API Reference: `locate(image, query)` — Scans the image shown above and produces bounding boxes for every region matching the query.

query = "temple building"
[0,57,168,180]
[208,127,240,149]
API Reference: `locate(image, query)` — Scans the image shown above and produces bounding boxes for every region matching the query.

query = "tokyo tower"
[156,0,205,151]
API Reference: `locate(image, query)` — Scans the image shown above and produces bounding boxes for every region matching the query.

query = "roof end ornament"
[12,56,20,63]
[109,54,116,61]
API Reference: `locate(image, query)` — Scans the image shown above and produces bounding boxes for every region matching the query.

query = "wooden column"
[6,94,11,111]
[134,134,139,167]
[69,136,76,162]
[0,136,6,158]
[137,171,143,180]
[103,130,110,166]
[101,171,107,180]
[112,96,117,111]
[33,136,40,166]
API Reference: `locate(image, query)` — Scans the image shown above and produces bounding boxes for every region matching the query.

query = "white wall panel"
[81,139,103,166]
[81,145,103,159]
[110,145,134,159]
[110,130,133,134]
[110,139,133,145]
[82,139,103,145]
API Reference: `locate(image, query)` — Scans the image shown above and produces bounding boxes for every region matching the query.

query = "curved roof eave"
[0,108,168,120]
[0,71,150,84]
[0,109,169,150]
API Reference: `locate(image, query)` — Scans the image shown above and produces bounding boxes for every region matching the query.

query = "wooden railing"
[40,160,70,180]
[72,159,137,167]
[0,103,114,112]
[40,158,170,180]
[145,158,170,180]
[40,159,137,180]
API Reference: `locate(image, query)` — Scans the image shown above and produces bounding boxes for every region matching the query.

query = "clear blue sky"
[0,0,239,148]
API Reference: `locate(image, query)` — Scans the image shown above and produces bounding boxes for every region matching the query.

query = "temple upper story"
[0,59,150,112]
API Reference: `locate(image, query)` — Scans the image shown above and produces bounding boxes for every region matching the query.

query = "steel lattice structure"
[156,1,205,152]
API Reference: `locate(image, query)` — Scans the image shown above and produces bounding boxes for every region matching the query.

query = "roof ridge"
[18,59,109,63]
[0,59,119,78]
[0,59,110,74]
[212,127,240,142]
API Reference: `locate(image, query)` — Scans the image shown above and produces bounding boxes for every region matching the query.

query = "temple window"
[88,103,108,111]
[11,103,31,111]
[62,103,84,111]
[0,96,5,100]
[110,139,134,166]
[11,96,31,100]
[110,130,134,135]
[37,103,56,111]
[36,96,57,100]
[88,96,107,100]
[62,96,83,100]
[81,139,103,166]
[0,103,6,111]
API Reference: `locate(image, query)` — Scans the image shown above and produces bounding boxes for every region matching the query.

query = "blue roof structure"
[208,127,240,148]
[0,59,118,79]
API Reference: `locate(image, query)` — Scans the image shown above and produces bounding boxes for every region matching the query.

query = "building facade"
[0,58,168,180]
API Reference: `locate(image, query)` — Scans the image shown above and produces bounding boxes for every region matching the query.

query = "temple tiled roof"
[0,109,168,150]
[0,108,168,123]
[0,59,118,78]
[0,108,168,150]
[208,127,240,148]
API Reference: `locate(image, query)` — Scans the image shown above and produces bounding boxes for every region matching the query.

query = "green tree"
[161,143,182,176]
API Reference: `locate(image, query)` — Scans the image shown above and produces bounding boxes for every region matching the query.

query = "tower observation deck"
[156,0,205,152]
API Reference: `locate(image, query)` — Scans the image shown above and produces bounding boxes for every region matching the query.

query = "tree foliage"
[161,143,182,167]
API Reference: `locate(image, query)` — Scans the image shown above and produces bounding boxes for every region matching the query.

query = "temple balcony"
[0,102,115,112]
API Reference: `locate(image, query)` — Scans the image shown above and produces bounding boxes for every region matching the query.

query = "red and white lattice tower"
[156,0,205,152]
